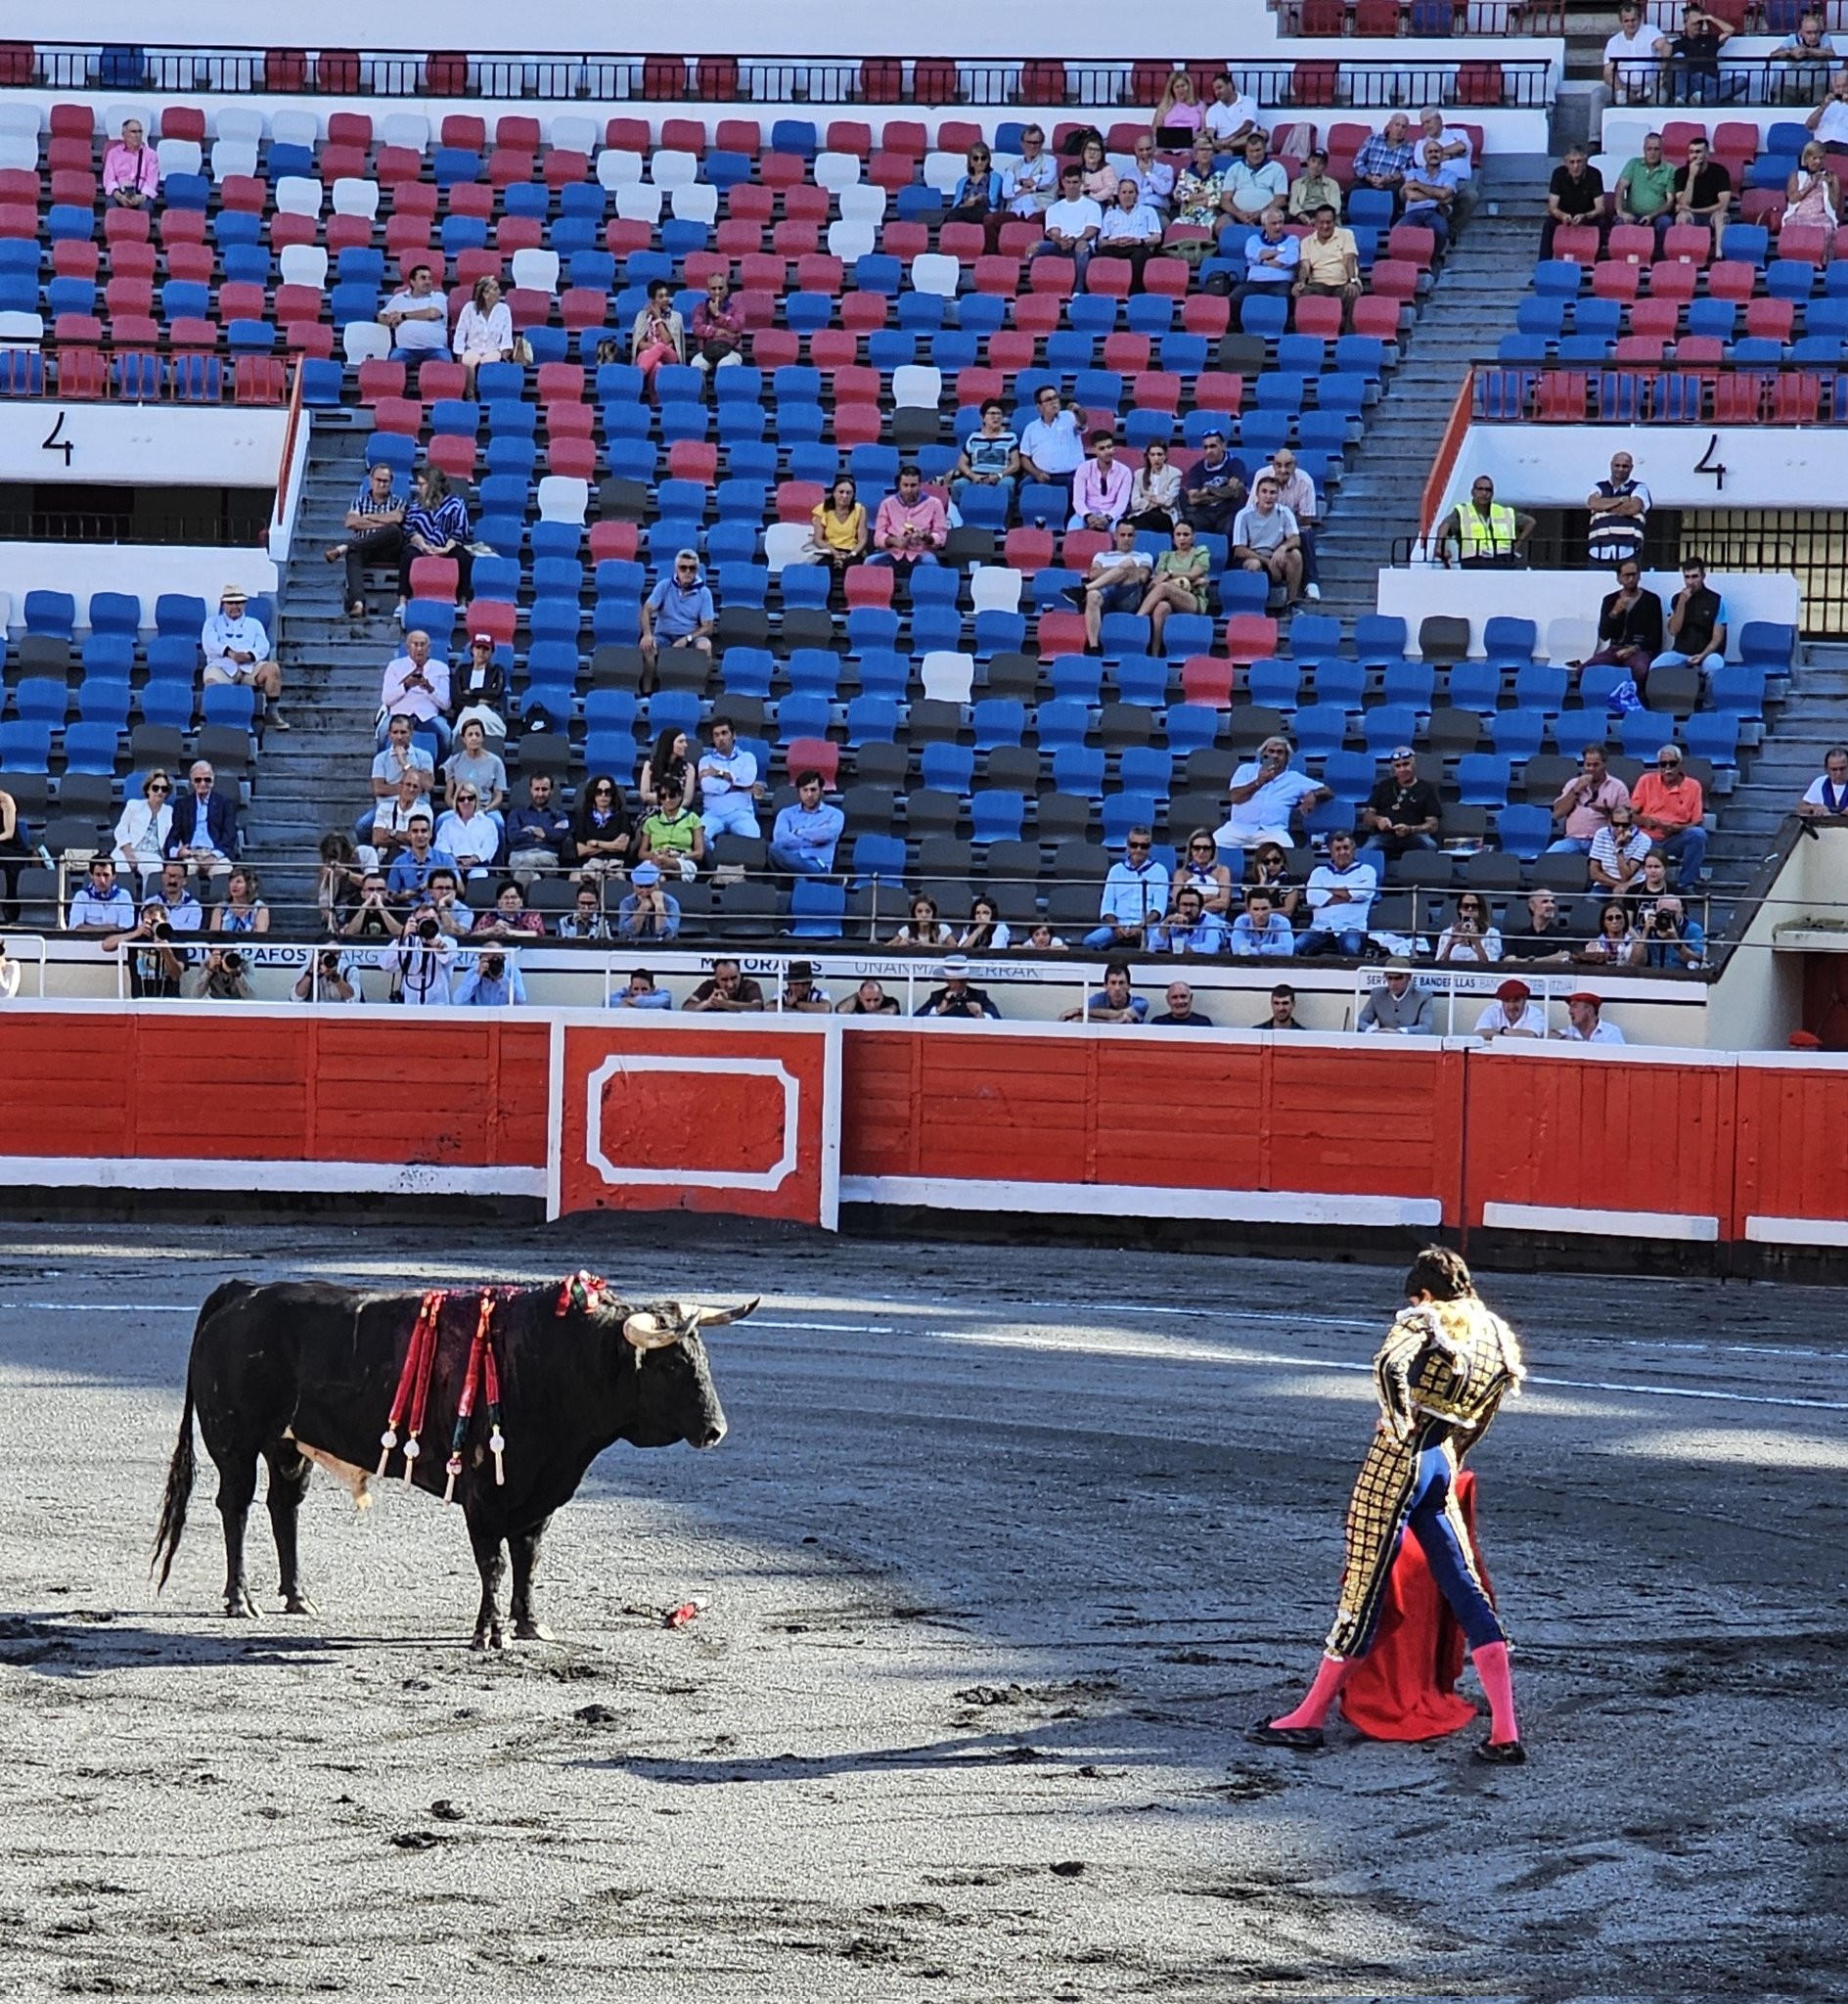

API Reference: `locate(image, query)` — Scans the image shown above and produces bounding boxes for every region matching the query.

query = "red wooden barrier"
[1733,1053,1848,1249]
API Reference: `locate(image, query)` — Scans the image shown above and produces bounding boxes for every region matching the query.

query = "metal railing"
[1605,57,1848,110]
[0,344,293,410]
[0,506,267,546]
[1470,360,1848,430]
[1277,1,1565,35]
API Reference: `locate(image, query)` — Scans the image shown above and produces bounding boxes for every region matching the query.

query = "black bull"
[153,1279,749,1647]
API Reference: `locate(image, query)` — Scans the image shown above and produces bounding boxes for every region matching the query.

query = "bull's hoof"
[224,1591,262,1619]
[283,1592,320,1617]
[471,1623,505,1653]
[513,1618,555,1643]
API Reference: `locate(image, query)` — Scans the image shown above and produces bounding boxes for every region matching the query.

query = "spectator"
[1231,205,1300,307]
[1653,557,1728,683]
[1219,736,1330,857]
[1292,205,1361,323]
[1777,10,1837,67]
[103,116,159,208]
[1003,125,1058,216]
[917,956,1002,1019]
[1589,802,1653,891]
[1359,747,1441,876]
[1353,114,1418,206]
[609,968,672,1009]
[1085,825,1170,950]
[1576,898,1646,968]
[684,958,766,1011]
[1605,1,1668,103]
[1587,451,1652,569]
[837,978,901,1015]
[1203,72,1260,148]
[634,775,706,878]
[1541,146,1607,258]
[1077,135,1118,206]
[1557,991,1627,1043]
[1581,558,1664,692]
[1152,884,1228,955]
[452,274,515,398]
[1808,66,1848,155]
[1784,141,1841,241]
[1256,983,1306,1030]
[397,466,473,613]
[639,551,716,677]
[630,277,685,404]
[1667,5,1736,104]
[889,894,955,948]
[616,860,681,941]
[1225,133,1287,226]
[1125,439,1182,533]
[186,946,255,1002]
[1418,107,1474,196]
[558,883,612,941]
[372,768,432,858]
[1062,960,1149,1023]
[378,262,448,364]
[1358,959,1437,1034]
[371,712,434,819]
[1157,68,1211,140]
[1549,744,1631,855]
[1262,448,1321,602]
[638,726,695,814]
[1402,142,1464,250]
[1300,832,1377,957]
[380,908,456,1006]
[1231,888,1297,957]
[453,633,508,740]
[1475,976,1547,1040]
[201,585,286,724]
[317,835,366,932]
[1662,134,1733,250]
[1231,472,1303,606]
[0,779,29,923]
[386,812,456,904]
[1798,745,1848,816]
[1014,921,1070,953]
[470,879,545,941]
[293,948,363,1006]
[67,856,135,934]
[503,773,574,883]
[1098,176,1164,286]
[769,769,844,876]
[1137,520,1211,654]
[951,401,1021,514]
[454,947,527,1007]
[1151,979,1215,1025]
[1288,150,1343,222]
[1175,828,1237,915]
[776,961,835,1014]
[1129,134,1175,216]
[426,868,473,937]
[342,871,403,941]
[163,760,237,888]
[1173,135,1231,236]
[1436,475,1535,569]
[1434,890,1504,964]
[1180,429,1247,538]
[326,463,409,618]
[1019,385,1090,506]
[1034,164,1104,283]
[113,768,174,889]
[1615,132,1677,228]
[1073,520,1153,652]
[1502,889,1577,967]
[947,142,1006,247]
[957,894,1013,954]
[378,628,452,756]
[561,774,628,886]
[207,864,267,936]
[695,719,761,845]
[1636,886,1705,969]
[870,464,949,569]
[802,475,869,577]
[444,717,508,819]
[1632,745,1709,882]
[689,272,745,387]
[433,780,501,881]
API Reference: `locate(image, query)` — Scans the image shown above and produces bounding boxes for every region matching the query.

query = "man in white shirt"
[697,717,761,843]
[1218,735,1331,855]
[1083,826,1171,950]
[378,628,453,756]
[1556,991,1627,1043]
[1128,134,1174,216]
[1263,448,1321,602]
[379,262,449,357]
[1033,165,1104,283]
[1097,177,1164,285]
[67,856,136,934]
[1298,831,1377,957]
[378,908,456,1007]
[1604,1,1667,102]
[201,584,287,724]
[368,712,435,831]
[1068,432,1133,533]
[1204,72,1260,148]
[1475,976,1548,1040]
[1003,125,1058,216]
[1019,384,1089,507]
[1071,520,1153,651]
[1231,473,1303,605]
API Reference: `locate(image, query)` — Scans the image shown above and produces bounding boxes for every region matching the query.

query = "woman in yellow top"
[1138,519,1211,653]
[804,476,868,576]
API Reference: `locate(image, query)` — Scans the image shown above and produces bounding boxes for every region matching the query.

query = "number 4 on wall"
[40,411,71,467]
[1693,432,1727,492]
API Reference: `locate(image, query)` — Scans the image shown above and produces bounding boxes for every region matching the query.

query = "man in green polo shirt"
[1616,131,1677,224]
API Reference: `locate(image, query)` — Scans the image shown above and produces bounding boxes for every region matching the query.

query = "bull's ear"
[690,1297,760,1331]
[621,1312,681,1351]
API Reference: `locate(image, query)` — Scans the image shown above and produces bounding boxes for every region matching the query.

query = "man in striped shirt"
[325,463,407,618]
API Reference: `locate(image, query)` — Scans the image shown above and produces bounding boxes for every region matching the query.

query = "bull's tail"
[151,1376,197,1591]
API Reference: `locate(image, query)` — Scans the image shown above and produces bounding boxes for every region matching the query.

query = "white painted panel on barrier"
[0,404,287,489]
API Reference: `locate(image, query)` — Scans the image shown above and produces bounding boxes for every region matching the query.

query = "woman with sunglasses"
[1176,828,1235,915]
[947,143,1007,252]
[1244,841,1301,922]
[570,774,633,885]
[1435,891,1503,965]
[113,769,174,890]
[1576,898,1645,969]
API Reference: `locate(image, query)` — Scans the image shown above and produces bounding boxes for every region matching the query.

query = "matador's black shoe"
[1245,1720,1326,1750]
[1472,1737,1527,1765]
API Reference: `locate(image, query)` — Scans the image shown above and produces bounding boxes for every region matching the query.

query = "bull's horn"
[621,1312,682,1350]
[689,1297,760,1331]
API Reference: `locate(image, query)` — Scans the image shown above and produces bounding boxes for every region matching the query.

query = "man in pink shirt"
[869,465,948,568]
[1068,431,1133,532]
[104,117,160,208]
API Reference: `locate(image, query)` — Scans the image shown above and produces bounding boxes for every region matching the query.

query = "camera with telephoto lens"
[480,952,506,979]
[153,922,173,940]
[221,949,245,975]
[417,916,439,941]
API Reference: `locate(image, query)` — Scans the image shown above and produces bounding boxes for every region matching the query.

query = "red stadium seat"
[699,58,743,102]
[1350,296,1402,339]
[57,347,108,399]
[1143,257,1193,299]
[1018,60,1068,103]
[1004,528,1055,573]
[843,567,894,609]
[235,357,289,406]
[908,65,958,106]
[1778,224,1829,265]
[605,118,651,153]
[1454,63,1504,105]
[497,115,542,151]
[1194,372,1245,414]
[1660,223,1711,265]
[661,118,707,156]
[1036,611,1088,656]
[1774,372,1821,422]
[426,435,477,480]
[427,51,470,94]
[327,112,373,150]
[827,120,874,155]
[783,738,839,787]
[860,58,905,104]
[1706,259,1755,301]
[666,440,718,482]
[1181,657,1236,706]
[1535,370,1588,420]
[0,42,36,86]
[1223,615,1279,664]
[1104,334,1152,372]
[644,57,690,101]
[1292,62,1341,104]
[316,49,362,92]
[589,522,641,562]
[1355,0,1404,31]
[1591,261,1642,302]
[985,330,1034,373]
[1552,225,1600,265]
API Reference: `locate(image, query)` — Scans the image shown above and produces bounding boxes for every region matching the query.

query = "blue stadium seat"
[970,790,1027,842]
[922,742,976,794]
[787,879,845,937]
[1486,708,1547,760]
[1035,700,1091,751]
[971,699,1026,750]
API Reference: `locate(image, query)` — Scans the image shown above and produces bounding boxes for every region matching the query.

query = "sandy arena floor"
[1,1219,1844,2003]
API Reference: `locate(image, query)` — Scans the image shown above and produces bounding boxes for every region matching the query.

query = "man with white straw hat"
[200,583,288,728]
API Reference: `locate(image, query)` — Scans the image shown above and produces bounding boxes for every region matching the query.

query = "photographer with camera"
[186,946,255,1002]
[293,949,364,1005]
[453,945,526,1007]
[1632,853,1705,970]
[104,898,191,999]
[377,904,455,1006]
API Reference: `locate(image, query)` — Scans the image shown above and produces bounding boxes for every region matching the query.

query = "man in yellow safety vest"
[1436,475,1536,569]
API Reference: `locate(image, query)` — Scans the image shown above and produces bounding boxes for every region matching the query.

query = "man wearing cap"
[1150,979,1215,1026]
[378,629,452,756]
[201,586,287,726]
[917,956,1001,1019]
[1474,977,1547,1040]
[1181,430,1248,539]
[1557,990,1626,1043]
[639,552,715,679]
[1358,958,1436,1033]
[1360,748,1442,877]
[453,632,507,739]
[1629,743,1708,884]
[777,962,835,1014]
[616,861,681,941]
[696,718,762,844]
